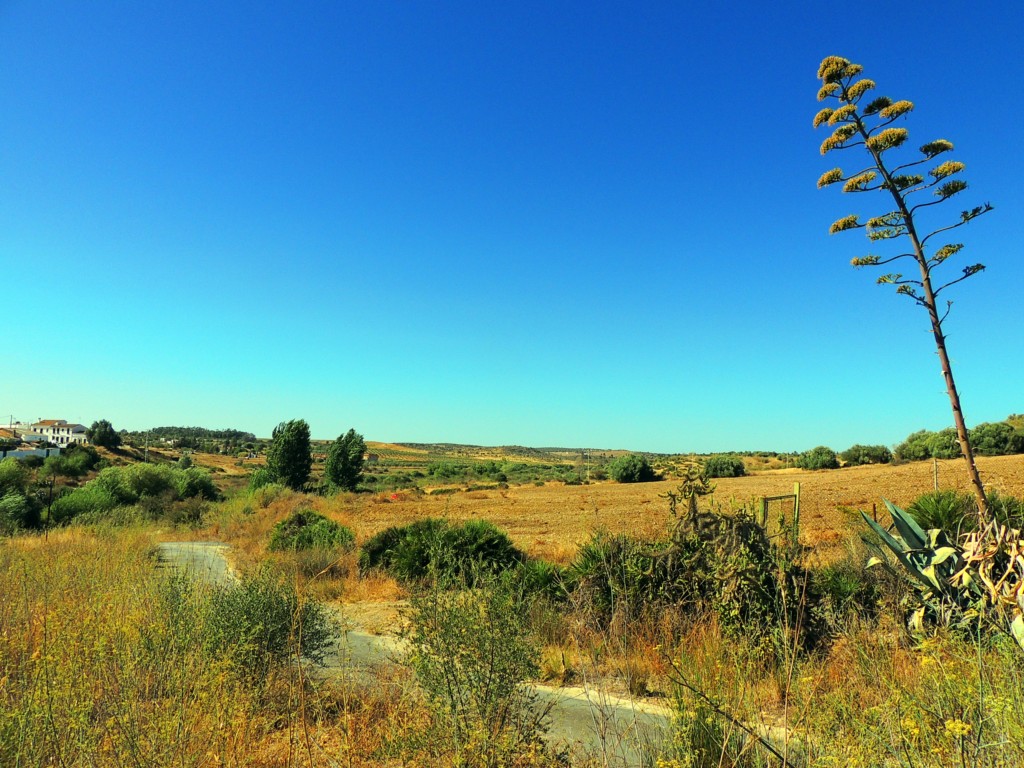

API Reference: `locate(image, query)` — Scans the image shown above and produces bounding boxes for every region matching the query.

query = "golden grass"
[265,455,1024,566]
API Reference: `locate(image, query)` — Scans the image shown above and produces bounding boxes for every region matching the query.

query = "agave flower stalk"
[814,56,992,522]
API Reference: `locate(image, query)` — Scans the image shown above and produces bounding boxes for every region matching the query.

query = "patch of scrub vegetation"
[268,507,355,552]
[359,518,525,586]
[49,462,220,524]
[0,530,332,766]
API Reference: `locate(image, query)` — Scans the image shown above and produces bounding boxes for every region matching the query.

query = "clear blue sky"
[2,1,1021,452]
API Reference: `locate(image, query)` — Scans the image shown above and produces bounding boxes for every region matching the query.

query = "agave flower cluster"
[813,55,989,306]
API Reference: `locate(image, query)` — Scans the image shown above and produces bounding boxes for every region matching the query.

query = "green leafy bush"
[248,467,274,492]
[608,453,658,483]
[174,467,219,501]
[405,573,547,763]
[796,445,839,470]
[565,531,669,619]
[359,518,524,586]
[48,463,218,524]
[202,568,333,684]
[894,428,963,461]
[0,458,30,496]
[49,485,122,524]
[702,455,746,478]
[268,508,355,552]
[0,491,40,533]
[43,444,102,478]
[567,508,824,654]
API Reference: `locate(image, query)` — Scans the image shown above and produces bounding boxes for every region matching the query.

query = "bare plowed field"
[342,455,1024,563]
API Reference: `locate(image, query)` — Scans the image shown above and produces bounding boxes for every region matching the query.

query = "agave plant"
[863,499,1024,649]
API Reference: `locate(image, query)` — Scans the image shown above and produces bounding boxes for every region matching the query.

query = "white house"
[23,419,89,446]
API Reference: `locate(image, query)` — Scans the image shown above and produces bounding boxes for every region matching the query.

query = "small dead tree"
[813,55,992,520]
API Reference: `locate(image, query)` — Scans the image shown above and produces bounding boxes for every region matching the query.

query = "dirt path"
[155,541,236,586]
[157,541,670,765]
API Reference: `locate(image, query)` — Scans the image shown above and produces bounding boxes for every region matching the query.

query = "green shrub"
[565,531,669,619]
[202,568,333,684]
[702,455,746,478]
[359,518,524,586]
[568,509,824,654]
[796,445,839,470]
[49,485,121,524]
[268,509,355,552]
[42,444,102,478]
[405,573,547,762]
[175,466,220,500]
[46,463,218,524]
[511,558,565,602]
[989,490,1024,529]
[250,481,288,508]
[248,467,274,492]
[608,453,658,483]
[894,429,933,462]
[0,458,30,496]
[0,491,40,533]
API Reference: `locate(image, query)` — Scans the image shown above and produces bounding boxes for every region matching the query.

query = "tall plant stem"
[851,114,989,522]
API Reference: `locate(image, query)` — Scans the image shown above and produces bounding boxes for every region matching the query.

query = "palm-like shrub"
[268,508,354,552]
[907,490,975,534]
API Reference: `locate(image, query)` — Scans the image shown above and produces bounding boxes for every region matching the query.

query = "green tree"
[265,419,312,491]
[86,419,121,449]
[324,428,366,492]
[608,453,657,483]
[839,444,892,466]
[970,422,1024,456]
[814,55,992,518]
[796,446,839,470]
[702,455,746,478]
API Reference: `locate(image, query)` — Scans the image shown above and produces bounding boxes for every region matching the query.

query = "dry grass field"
[292,454,1024,565]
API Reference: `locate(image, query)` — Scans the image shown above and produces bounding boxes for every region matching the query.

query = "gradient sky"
[2,1,1021,452]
